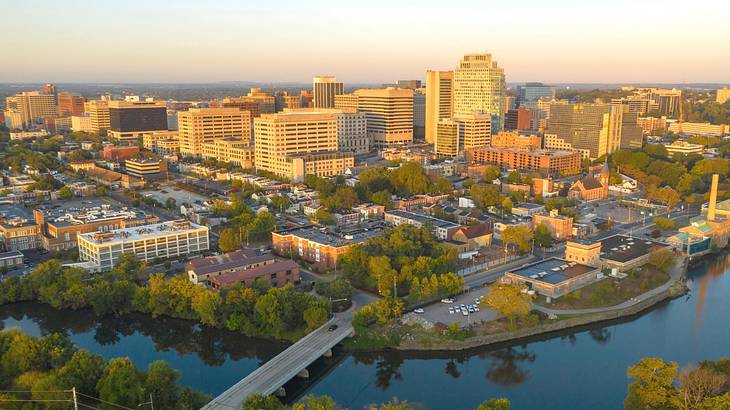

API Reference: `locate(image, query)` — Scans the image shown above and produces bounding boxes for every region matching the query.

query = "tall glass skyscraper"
[516,82,556,107]
[453,53,506,132]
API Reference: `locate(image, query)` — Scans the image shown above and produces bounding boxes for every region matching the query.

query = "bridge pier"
[297,368,310,379]
[323,349,333,358]
[275,387,286,397]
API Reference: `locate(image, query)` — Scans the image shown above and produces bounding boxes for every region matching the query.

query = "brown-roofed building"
[206,259,300,290]
[450,222,493,251]
[568,162,609,202]
[186,250,279,285]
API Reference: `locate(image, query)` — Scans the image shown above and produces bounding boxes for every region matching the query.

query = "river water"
[2,254,729,410]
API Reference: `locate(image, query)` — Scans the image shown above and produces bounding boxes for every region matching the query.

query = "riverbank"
[348,260,690,353]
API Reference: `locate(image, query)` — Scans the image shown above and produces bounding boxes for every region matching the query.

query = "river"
[2,253,729,410]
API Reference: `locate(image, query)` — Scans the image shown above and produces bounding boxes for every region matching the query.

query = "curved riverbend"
[2,253,729,409]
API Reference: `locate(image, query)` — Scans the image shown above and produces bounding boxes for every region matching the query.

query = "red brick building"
[101,145,140,161]
[505,107,532,131]
[466,147,581,176]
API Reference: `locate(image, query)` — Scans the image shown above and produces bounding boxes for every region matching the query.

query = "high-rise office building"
[58,93,86,116]
[254,110,353,182]
[43,83,57,99]
[425,70,453,144]
[435,119,460,157]
[178,107,251,157]
[516,82,556,107]
[4,91,58,128]
[717,87,730,104]
[84,100,111,134]
[334,94,359,111]
[434,113,490,157]
[108,101,167,142]
[646,88,682,117]
[384,80,422,89]
[413,91,426,140]
[546,103,641,159]
[353,88,414,147]
[453,53,506,131]
[505,107,532,131]
[313,76,344,108]
[333,110,369,155]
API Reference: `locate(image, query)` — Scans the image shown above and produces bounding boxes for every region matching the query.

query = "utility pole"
[72,387,78,410]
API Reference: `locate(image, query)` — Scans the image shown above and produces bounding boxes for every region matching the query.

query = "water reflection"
[352,352,405,390]
[483,347,536,386]
[0,302,287,367]
[588,328,612,344]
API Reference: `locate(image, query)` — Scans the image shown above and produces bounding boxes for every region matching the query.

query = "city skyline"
[4,0,730,84]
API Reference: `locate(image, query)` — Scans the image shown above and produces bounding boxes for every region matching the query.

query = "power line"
[75,391,136,410]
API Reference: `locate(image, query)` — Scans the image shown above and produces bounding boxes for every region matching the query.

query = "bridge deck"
[201,316,353,409]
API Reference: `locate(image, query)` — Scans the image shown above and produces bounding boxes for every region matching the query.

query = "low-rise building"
[384,210,460,240]
[0,250,24,270]
[101,145,140,161]
[201,138,255,168]
[207,259,300,290]
[34,199,159,251]
[272,227,380,271]
[503,257,602,299]
[393,194,449,211]
[532,210,574,241]
[124,158,168,180]
[186,249,277,284]
[664,140,704,156]
[450,222,493,251]
[466,146,581,176]
[511,202,545,217]
[78,220,210,271]
[0,206,40,251]
[566,235,672,271]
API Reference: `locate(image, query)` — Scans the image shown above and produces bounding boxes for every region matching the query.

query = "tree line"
[242,393,511,410]
[0,330,209,409]
[0,256,329,341]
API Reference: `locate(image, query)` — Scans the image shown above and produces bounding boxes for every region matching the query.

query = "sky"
[3,0,730,84]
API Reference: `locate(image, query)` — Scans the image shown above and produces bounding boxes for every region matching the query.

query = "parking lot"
[417,286,500,326]
[140,186,211,207]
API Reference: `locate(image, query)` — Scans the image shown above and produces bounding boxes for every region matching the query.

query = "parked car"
[413,308,424,314]
[441,298,454,304]
[462,310,468,316]
[448,308,454,314]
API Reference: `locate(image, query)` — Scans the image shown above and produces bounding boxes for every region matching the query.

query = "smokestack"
[708,174,719,222]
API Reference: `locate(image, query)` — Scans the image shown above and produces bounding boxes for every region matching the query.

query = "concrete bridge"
[201,315,354,409]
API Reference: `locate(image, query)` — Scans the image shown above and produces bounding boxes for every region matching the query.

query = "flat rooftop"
[278,226,380,248]
[600,235,669,263]
[78,220,206,244]
[510,257,596,285]
[0,205,36,228]
[386,210,460,229]
[515,202,544,210]
[36,199,147,227]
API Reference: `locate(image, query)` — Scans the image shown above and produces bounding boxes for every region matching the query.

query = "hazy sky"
[4,0,730,84]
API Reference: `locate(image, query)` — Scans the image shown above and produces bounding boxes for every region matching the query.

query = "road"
[201,313,353,409]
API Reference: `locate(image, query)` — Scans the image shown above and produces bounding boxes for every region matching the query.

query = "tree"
[242,394,284,410]
[371,190,393,209]
[648,247,675,273]
[654,217,675,231]
[292,395,336,410]
[370,256,397,297]
[501,198,513,215]
[303,306,328,332]
[58,186,74,199]
[482,283,533,330]
[506,171,522,184]
[96,358,145,408]
[470,183,503,210]
[218,228,240,253]
[269,195,290,212]
[625,358,680,410]
[501,225,533,255]
[482,166,501,182]
[166,197,177,210]
[476,398,511,410]
[313,208,335,226]
[145,360,182,410]
[533,225,554,247]
[678,366,729,410]
[57,350,105,395]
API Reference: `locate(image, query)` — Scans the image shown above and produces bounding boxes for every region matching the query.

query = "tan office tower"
[435,119,460,157]
[334,94,359,111]
[425,70,453,144]
[178,108,251,157]
[458,112,491,149]
[84,100,111,134]
[4,91,58,127]
[546,103,635,159]
[313,76,344,108]
[453,53,506,131]
[716,87,730,105]
[254,111,353,182]
[353,88,413,147]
